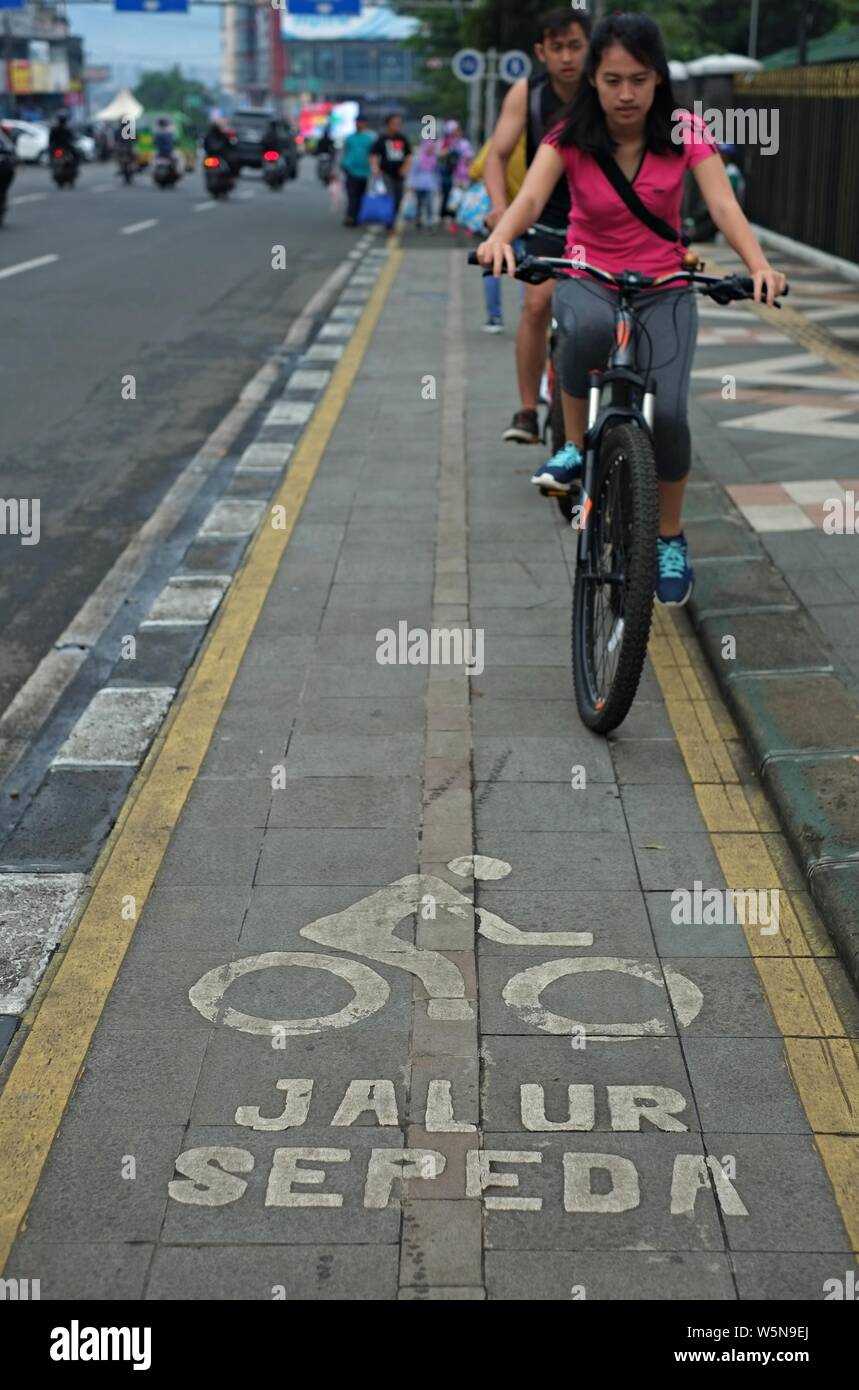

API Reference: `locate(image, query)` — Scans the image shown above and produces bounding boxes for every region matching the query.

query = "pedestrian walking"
[341,114,376,228]
[407,135,441,229]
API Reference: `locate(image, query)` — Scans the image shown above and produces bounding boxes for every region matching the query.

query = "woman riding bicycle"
[478,12,786,606]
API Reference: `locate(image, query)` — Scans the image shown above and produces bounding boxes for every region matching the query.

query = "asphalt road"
[0,156,351,720]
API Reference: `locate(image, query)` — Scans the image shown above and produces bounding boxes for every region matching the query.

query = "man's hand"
[750,264,787,305]
[476,236,517,279]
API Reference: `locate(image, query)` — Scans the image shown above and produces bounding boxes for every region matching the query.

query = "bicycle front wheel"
[572,422,658,734]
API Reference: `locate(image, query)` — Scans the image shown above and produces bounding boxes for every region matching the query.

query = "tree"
[133,66,214,123]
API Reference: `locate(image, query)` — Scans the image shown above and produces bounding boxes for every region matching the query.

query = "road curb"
[683,482,859,991]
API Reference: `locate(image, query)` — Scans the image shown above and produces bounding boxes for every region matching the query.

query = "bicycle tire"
[572,422,658,734]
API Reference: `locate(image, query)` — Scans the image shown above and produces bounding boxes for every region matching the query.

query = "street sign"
[500,50,533,83]
[288,1,362,14]
[452,48,486,84]
[114,0,189,10]
[0,0,26,9]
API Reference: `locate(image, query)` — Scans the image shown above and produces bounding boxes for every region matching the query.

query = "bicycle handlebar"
[466,249,789,307]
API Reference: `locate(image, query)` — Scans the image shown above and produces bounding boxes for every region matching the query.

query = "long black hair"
[554,13,679,157]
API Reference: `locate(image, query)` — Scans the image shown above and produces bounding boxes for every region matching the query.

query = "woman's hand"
[750,263,787,305]
[476,235,517,278]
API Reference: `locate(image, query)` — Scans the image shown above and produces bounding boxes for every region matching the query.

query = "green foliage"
[133,66,213,125]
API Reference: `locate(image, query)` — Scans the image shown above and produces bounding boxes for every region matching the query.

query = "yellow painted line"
[650,607,859,1252]
[0,244,403,1270]
[697,249,859,381]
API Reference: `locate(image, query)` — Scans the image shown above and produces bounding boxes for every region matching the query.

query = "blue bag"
[358,179,396,227]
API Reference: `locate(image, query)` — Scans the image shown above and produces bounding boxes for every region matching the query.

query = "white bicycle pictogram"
[188,855,704,1040]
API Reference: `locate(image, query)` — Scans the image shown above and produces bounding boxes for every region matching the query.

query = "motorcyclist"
[204,117,236,164]
[262,118,282,157]
[48,110,78,164]
[154,116,178,173]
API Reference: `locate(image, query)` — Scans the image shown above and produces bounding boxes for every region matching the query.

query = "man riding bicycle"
[478,12,786,608]
[484,6,591,446]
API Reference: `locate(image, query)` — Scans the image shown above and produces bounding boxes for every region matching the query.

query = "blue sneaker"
[656,533,695,606]
[531,442,583,492]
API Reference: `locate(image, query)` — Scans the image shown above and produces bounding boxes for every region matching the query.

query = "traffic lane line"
[0,254,59,282]
[0,244,403,1271]
[193,201,217,212]
[649,606,859,1251]
[120,218,158,236]
[10,192,47,206]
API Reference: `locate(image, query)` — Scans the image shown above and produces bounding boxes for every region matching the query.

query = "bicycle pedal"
[541,487,568,498]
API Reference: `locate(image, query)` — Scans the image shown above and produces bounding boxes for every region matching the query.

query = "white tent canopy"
[685,54,763,76]
[93,88,143,122]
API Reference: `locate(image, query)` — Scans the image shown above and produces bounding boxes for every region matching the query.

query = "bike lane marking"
[0,243,404,1272]
[649,605,859,1252]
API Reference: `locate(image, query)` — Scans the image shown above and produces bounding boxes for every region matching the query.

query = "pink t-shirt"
[543,111,717,279]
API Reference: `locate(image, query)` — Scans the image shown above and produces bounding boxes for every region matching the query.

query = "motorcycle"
[152,153,180,189]
[117,145,137,185]
[317,150,335,185]
[203,154,235,199]
[262,149,286,190]
[51,148,78,189]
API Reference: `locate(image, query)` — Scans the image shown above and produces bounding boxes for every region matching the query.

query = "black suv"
[231,109,298,177]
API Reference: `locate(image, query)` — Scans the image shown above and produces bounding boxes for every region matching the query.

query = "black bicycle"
[470,249,788,734]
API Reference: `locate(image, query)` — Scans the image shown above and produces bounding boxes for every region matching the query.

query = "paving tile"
[631,833,725,891]
[478,952,678,1039]
[294,698,426,736]
[135,885,251,952]
[682,1039,810,1133]
[267,777,420,829]
[486,1250,734,1300]
[255,829,417,886]
[646,892,750,958]
[731,1252,858,1301]
[670,959,780,1037]
[473,737,615,783]
[5,1240,153,1301]
[481,1133,724,1251]
[475,888,655,957]
[400,1200,483,1287]
[22,1113,185,1243]
[702,1134,853,1252]
[157,826,264,887]
[475,782,624,835]
[146,1243,398,1300]
[283,735,423,778]
[620,784,708,835]
[481,1035,698,1133]
[189,1017,413,1129]
[472,833,640,892]
[161,1128,404,1245]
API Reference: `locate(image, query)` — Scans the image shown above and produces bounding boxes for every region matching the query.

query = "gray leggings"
[553,278,698,482]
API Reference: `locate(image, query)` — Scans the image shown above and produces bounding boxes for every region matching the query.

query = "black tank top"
[525,73,571,231]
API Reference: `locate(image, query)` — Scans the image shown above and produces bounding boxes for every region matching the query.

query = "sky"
[68,5,224,88]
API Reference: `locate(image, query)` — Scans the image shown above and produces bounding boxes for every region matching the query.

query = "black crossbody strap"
[594,151,687,245]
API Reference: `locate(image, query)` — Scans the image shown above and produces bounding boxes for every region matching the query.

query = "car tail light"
[263,150,279,161]
[53,149,64,157]
[203,156,220,168]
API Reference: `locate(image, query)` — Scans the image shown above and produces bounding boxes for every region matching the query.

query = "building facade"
[0,1,83,118]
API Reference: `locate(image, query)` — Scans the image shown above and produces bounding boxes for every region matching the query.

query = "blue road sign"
[452,48,486,84]
[0,0,27,10]
[288,1,362,14]
[115,0,189,10]
[500,50,533,84]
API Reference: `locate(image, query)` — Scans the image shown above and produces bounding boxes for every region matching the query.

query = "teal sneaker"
[656,533,695,606]
[531,442,584,492]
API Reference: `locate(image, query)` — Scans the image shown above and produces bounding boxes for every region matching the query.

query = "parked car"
[0,119,94,164]
[230,109,298,177]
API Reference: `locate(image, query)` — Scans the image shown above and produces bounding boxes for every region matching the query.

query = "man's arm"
[484,78,528,229]
[369,135,383,179]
